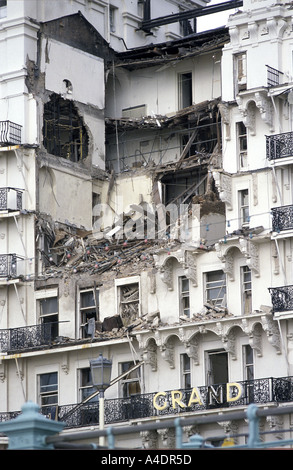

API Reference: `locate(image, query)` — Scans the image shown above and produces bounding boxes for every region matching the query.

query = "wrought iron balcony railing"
[0,322,59,353]
[0,254,17,278]
[266,65,284,87]
[266,132,293,161]
[269,285,293,313]
[1,376,293,429]
[37,376,293,429]
[0,121,22,146]
[0,187,23,211]
[271,205,293,232]
[0,254,26,279]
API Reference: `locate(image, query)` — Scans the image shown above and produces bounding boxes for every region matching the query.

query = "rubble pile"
[37,215,171,279]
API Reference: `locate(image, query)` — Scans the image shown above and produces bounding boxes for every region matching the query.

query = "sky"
[197,0,238,32]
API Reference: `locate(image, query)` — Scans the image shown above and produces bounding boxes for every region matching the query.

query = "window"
[117,281,140,326]
[237,122,247,169]
[206,350,228,385]
[79,368,99,402]
[37,294,59,339]
[39,372,58,415]
[180,276,190,317]
[0,0,7,18]
[181,354,191,389]
[109,6,116,33]
[178,72,193,109]
[239,189,249,227]
[205,270,226,307]
[80,288,99,338]
[120,361,141,398]
[241,266,252,314]
[243,344,254,381]
[234,52,247,95]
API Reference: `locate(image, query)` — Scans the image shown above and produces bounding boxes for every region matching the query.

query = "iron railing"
[0,121,22,145]
[0,322,58,353]
[266,65,284,87]
[0,254,18,278]
[271,205,293,232]
[0,187,23,211]
[269,285,293,312]
[266,132,293,161]
[39,376,293,429]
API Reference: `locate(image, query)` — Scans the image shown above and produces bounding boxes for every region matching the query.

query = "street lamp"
[90,354,112,446]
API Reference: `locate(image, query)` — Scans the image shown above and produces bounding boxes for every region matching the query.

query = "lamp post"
[90,353,112,447]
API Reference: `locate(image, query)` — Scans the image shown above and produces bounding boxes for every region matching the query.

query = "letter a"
[187,387,203,406]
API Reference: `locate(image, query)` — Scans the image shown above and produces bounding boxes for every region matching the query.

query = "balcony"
[266,132,293,161]
[0,322,59,353]
[268,285,293,313]
[266,65,284,88]
[39,376,293,428]
[0,187,23,212]
[271,205,293,233]
[0,121,22,146]
[0,254,24,280]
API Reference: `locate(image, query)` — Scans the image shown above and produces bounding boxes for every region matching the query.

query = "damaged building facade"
[1,0,293,449]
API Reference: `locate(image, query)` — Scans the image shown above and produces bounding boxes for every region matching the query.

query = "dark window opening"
[207,350,228,385]
[179,72,192,109]
[161,168,206,206]
[43,94,88,162]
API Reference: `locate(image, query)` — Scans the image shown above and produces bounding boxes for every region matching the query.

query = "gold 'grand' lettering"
[153,382,243,410]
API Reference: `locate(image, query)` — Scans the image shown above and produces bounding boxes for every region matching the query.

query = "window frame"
[234,52,247,96]
[241,265,252,315]
[115,276,141,324]
[180,353,191,389]
[79,287,99,338]
[178,71,193,110]
[239,189,250,228]
[78,367,99,403]
[38,371,58,415]
[119,361,142,398]
[35,288,59,339]
[179,275,190,317]
[237,121,248,169]
[205,270,227,308]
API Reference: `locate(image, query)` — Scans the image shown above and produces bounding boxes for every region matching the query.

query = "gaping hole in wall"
[161,168,206,206]
[43,93,88,162]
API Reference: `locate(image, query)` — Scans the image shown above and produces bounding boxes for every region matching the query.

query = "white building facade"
[0,0,293,449]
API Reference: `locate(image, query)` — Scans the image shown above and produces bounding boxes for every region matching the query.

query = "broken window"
[120,361,141,397]
[237,121,247,169]
[206,349,228,385]
[80,288,99,338]
[178,72,193,109]
[234,52,247,95]
[118,282,140,326]
[179,276,190,317]
[205,270,226,307]
[43,93,88,162]
[161,168,206,206]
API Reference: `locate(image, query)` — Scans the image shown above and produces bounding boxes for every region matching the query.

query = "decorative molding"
[213,171,233,210]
